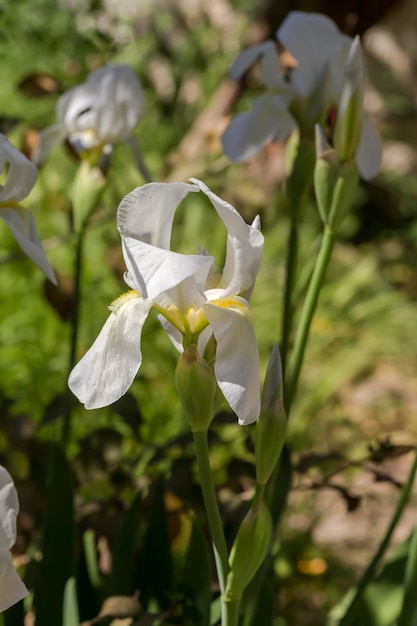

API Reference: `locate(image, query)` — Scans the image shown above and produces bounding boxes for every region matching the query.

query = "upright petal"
[355,117,383,180]
[122,237,214,300]
[204,297,260,425]
[278,12,351,99]
[0,208,57,284]
[68,295,152,409]
[0,134,37,203]
[117,182,199,248]
[222,93,296,162]
[191,179,263,298]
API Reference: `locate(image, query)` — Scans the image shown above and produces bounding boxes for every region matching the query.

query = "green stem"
[285,226,335,414]
[192,430,230,597]
[223,598,240,626]
[338,446,417,626]
[61,228,84,448]
[280,218,299,378]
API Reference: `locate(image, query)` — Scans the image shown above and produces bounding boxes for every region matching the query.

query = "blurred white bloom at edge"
[69,179,264,425]
[0,134,56,283]
[222,11,382,180]
[35,64,145,164]
[0,466,29,612]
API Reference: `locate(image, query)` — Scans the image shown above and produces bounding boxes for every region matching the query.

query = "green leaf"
[181,519,212,626]
[63,577,79,626]
[83,529,101,588]
[107,490,142,596]
[34,444,74,626]
[398,525,417,626]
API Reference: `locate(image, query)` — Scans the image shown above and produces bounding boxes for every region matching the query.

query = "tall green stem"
[192,431,237,626]
[339,446,417,626]
[280,218,299,378]
[285,226,335,414]
[61,228,84,448]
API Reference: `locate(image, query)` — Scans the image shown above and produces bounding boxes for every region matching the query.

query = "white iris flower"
[222,11,382,180]
[35,64,145,165]
[69,179,263,425]
[0,466,28,612]
[0,134,56,283]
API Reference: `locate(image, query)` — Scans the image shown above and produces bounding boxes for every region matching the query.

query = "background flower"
[0,134,56,283]
[0,466,28,612]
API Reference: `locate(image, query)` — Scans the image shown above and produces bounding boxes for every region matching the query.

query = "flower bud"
[333,37,365,163]
[71,160,106,231]
[225,500,272,601]
[175,344,217,432]
[314,124,339,226]
[256,345,287,486]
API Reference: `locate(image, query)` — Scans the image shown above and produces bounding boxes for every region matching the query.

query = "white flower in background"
[222,11,382,180]
[69,179,263,425]
[0,134,56,283]
[35,64,145,166]
[0,466,28,612]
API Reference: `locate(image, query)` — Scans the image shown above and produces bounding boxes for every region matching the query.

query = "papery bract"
[35,64,145,165]
[0,466,29,612]
[0,134,56,283]
[69,179,263,425]
[222,11,382,180]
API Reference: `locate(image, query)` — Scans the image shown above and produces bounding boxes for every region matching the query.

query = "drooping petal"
[191,179,263,298]
[32,124,64,165]
[0,555,29,612]
[0,135,37,203]
[230,41,275,81]
[204,297,260,425]
[68,295,152,409]
[355,117,383,180]
[222,93,296,162]
[0,467,19,551]
[259,44,292,91]
[0,208,57,284]
[121,236,214,300]
[278,12,352,100]
[0,466,28,611]
[117,182,198,249]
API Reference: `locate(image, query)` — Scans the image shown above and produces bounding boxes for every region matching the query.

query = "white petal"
[0,467,19,550]
[0,553,29,612]
[221,94,296,162]
[121,236,214,300]
[32,124,64,165]
[0,208,57,284]
[355,117,382,180]
[0,134,37,203]
[191,179,264,298]
[117,182,198,249]
[68,295,152,409]
[278,11,352,99]
[204,298,260,425]
[230,42,275,81]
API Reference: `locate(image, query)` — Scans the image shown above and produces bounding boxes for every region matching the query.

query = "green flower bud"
[333,37,365,163]
[314,124,340,226]
[225,500,272,601]
[326,161,359,231]
[71,160,106,231]
[175,344,217,433]
[256,345,287,486]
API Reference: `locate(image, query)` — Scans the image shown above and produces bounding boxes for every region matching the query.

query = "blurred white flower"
[0,466,28,612]
[222,11,382,179]
[35,64,145,167]
[69,179,263,425]
[0,134,56,283]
